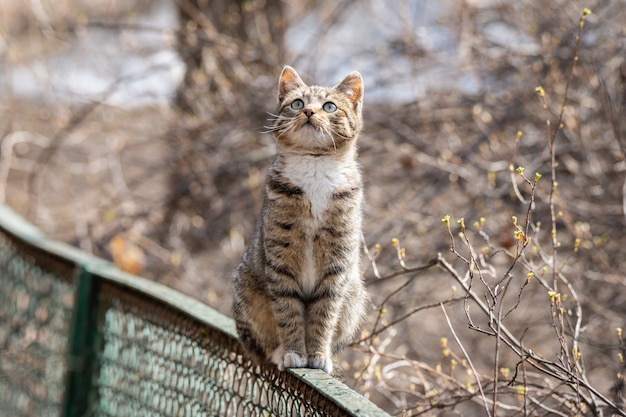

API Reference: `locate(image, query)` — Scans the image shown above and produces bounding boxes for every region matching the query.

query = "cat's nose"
[303,108,315,118]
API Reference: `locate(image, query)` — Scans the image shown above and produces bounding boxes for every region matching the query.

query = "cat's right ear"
[278,66,306,103]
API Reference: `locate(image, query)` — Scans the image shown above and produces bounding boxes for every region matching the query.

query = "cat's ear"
[335,72,363,109]
[278,66,306,103]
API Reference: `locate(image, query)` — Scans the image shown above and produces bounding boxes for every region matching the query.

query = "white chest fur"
[282,154,352,221]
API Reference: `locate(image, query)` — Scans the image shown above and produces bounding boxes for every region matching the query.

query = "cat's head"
[271,66,363,156]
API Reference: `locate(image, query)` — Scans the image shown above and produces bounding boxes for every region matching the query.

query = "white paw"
[309,354,333,374]
[283,351,307,369]
[272,349,307,370]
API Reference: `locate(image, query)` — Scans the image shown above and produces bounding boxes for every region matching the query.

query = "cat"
[232,66,368,374]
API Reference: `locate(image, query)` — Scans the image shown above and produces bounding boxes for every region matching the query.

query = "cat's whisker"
[275,129,290,140]
[328,126,351,140]
[266,112,295,123]
[320,125,337,152]
[261,124,286,134]
[273,119,299,140]
[266,116,293,123]
[262,114,301,135]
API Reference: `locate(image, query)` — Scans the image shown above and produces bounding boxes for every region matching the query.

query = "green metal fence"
[0,204,389,417]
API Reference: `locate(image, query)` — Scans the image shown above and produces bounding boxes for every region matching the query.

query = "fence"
[0,204,390,417]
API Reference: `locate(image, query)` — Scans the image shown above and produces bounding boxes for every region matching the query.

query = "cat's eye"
[322,102,337,113]
[291,99,304,110]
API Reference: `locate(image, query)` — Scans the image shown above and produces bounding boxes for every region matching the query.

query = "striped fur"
[232,66,367,374]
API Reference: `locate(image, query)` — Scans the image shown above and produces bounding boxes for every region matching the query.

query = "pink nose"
[303,108,315,118]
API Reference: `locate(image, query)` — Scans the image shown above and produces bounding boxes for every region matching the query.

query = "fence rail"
[0,204,389,417]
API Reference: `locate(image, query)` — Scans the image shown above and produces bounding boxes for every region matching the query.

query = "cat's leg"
[305,291,342,374]
[305,267,355,373]
[270,295,308,369]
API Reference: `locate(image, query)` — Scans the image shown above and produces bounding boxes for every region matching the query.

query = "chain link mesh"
[92,284,344,417]
[0,235,75,417]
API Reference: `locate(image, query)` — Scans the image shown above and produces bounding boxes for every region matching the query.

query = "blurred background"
[1,0,625,414]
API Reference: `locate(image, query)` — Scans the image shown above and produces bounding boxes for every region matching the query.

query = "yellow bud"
[391,238,399,248]
[535,86,545,96]
[617,327,623,338]
[441,337,448,348]
[548,291,556,303]
[171,251,182,267]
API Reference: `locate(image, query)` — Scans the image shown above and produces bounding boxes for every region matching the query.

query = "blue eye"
[291,99,304,110]
[322,102,337,112]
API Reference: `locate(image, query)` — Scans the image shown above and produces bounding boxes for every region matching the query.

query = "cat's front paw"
[309,353,333,374]
[273,350,307,370]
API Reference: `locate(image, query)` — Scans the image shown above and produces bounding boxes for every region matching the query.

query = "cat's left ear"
[278,66,306,103]
[335,72,363,110]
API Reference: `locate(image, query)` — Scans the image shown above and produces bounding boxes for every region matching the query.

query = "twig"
[440,302,492,417]
[365,256,438,285]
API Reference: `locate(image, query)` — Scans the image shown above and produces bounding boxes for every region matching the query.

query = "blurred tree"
[159,0,287,270]
[174,0,286,116]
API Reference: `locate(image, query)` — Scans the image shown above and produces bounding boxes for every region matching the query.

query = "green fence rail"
[0,204,390,417]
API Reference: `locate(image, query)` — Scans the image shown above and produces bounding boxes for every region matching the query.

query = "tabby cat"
[232,66,367,374]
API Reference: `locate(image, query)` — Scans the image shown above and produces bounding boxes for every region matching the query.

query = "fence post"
[62,266,99,417]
